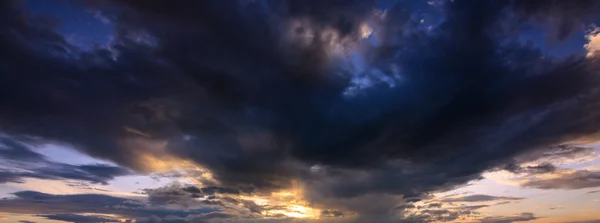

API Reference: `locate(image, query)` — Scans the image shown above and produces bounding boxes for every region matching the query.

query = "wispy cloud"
[481,212,538,223]
[521,170,600,190]
[587,190,600,194]
[441,195,524,203]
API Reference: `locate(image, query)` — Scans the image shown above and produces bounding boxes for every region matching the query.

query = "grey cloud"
[38,213,120,223]
[0,135,45,161]
[321,210,344,218]
[459,205,490,211]
[494,201,512,205]
[0,190,218,221]
[143,184,255,209]
[403,209,474,223]
[521,170,600,190]
[140,183,315,221]
[143,184,256,209]
[587,190,600,194]
[441,195,524,203]
[563,220,600,223]
[504,163,556,175]
[401,202,507,222]
[513,145,598,165]
[480,212,538,223]
[0,135,131,184]
[426,203,442,208]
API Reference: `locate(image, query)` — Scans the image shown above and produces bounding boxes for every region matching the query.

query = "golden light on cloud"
[585,27,600,57]
[230,180,324,220]
[266,204,321,219]
[359,23,373,38]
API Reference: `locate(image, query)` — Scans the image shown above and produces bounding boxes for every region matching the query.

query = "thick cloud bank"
[2,0,600,221]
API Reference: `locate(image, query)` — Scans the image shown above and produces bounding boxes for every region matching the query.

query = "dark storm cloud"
[39,213,120,223]
[3,0,600,220]
[0,135,131,184]
[509,0,600,41]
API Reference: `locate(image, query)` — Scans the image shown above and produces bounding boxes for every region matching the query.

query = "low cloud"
[563,220,600,223]
[521,170,600,190]
[403,209,475,223]
[0,135,131,185]
[0,190,222,222]
[441,195,524,203]
[480,212,538,223]
[38,213,120,223]
[504,163,557,175]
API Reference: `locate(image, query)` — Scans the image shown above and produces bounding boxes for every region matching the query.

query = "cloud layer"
[2,0,600,222]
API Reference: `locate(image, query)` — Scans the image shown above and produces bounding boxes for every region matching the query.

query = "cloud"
[511,145,599,166]
[18,221,36,223]
[38,213,120,223]
[564,220,600,223]
[521,170,600,190]
[124,183,327,221]
[480,212,538,223]
[503,163,556,175]
[494,201,512,205]
[0,135,131,184]
[459,204,491,211]
[321,210,344,218]
[548,205,563,210]
[426,203,442,208]
[587,190,600,194]
[441,195,524,203]
[510,1,600,41]
[403,209,475,223]
[3,0,600,221]
[400,195,523,222]
[0,190,228,222]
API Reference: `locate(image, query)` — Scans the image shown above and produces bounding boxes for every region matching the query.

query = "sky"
[1,0,600,222]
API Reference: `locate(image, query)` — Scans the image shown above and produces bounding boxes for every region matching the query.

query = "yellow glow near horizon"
[236,181,323,220]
